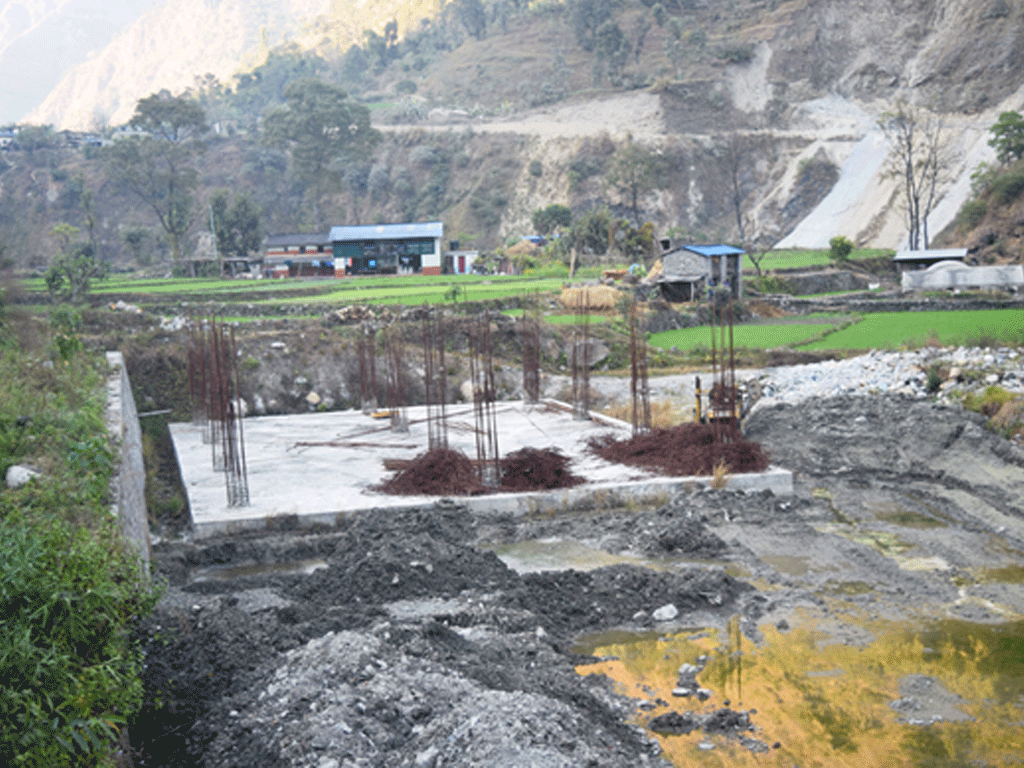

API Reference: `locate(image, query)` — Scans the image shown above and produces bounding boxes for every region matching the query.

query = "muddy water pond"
[574,613,1024,767]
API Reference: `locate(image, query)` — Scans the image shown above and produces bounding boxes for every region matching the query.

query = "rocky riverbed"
[130,353,1024,767]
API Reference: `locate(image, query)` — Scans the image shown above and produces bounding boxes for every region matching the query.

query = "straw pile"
[558,285,620,311]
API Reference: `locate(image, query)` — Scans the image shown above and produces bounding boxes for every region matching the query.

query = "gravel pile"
[753,347,1023,410]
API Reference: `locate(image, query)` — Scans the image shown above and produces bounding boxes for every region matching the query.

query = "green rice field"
[650,310,1024,352]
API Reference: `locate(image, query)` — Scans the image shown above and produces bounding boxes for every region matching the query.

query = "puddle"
[871,503,948,529]
[190,558,328,582]
[490,539,686,573]
[761,555,810,576]
[575,613,1024,767]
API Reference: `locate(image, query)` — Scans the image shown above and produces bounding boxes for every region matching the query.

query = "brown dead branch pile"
[500,448,586,491]
[378,448,487,496]
[589,423,769,476]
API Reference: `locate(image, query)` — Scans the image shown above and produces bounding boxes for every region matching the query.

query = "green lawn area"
[650,323,838,350]
[800,310,1024,350]
[22,272,567,306]
[650,310,1024,352]
[744,248,891,272]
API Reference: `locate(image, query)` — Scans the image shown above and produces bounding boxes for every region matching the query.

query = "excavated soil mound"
[378,448,487,495]
[590,422,770,476]
[500,447,586,491]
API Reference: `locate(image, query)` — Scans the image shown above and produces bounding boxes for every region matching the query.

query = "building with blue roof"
[655,243,745,301]
[329,222,444,276]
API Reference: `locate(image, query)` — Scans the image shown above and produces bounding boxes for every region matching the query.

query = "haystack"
[558,284,621,311]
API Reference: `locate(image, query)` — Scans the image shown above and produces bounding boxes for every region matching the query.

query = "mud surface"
[132,394,1024,767]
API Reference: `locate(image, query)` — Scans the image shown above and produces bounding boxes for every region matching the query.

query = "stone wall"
[760,295,1024,315]
[105,351,151,570]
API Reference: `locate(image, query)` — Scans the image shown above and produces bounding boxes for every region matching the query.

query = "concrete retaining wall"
[105,352,151,569]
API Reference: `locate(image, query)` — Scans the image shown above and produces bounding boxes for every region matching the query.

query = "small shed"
[893,248,968,273]
[656,244,744,301]
[445,249,480,274]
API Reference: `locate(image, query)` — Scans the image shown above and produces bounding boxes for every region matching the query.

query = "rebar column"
[384,325,409,433]
[571,289,591,420]
[521,293,541,405]
[358,322,377,414]
[628,297,652,436]
[423,306,448,450]
[469,311,500,486]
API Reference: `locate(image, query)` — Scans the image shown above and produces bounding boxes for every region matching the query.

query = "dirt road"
[131,394,1024,767]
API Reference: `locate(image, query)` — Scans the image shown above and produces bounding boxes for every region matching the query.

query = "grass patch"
[649,322,840,351]
[0,321,158,767]
[743,248,891,272]
[797,310,1024,350]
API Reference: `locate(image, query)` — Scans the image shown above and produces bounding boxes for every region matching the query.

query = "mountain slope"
[0,0,161,124]
[23,0,332,130]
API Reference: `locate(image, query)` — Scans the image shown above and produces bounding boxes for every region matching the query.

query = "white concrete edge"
[190,466,793,539]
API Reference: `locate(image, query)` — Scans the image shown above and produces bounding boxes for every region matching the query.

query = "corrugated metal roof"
[892,248,968,261]
[264,233,331,247]
[682,244,746,257]
[329,222,443,242]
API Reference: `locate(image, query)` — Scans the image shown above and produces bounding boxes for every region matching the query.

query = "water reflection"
[576,612,1024,766]
[190,558,328,581]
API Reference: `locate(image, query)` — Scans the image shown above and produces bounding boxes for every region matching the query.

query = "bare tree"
[717,131,754,243]
[879,104,947,250]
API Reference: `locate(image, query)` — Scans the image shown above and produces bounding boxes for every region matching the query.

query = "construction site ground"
[171,399,792,538]
[135,392,1024,767]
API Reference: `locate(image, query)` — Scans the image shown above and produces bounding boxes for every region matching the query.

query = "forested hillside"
[3,0,1024,275]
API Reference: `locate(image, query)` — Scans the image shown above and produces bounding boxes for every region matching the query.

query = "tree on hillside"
[532,204,573,235]
[879,104,947,250]
[593,20,630,83]
[570,0,614,51]
[104,91,208,274]
[716,131,758,243]
[262,79,380,228]
[453,0,487,40]
[210,191,262,265]
[606,134,662,225]
[989,110,1024,166]
[44,223,105,304]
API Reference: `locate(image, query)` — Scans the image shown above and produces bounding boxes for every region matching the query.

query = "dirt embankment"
[132,394,1024,767]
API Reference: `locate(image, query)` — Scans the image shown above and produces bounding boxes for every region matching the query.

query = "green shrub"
[0,344,159,767]
[749,274,791,294]
[829,235,854,263]
[957,199,988,232]
[0,504,158,767]
[989,172,1024,206]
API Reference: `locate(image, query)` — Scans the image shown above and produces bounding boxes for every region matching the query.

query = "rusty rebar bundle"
[571,289,591,420]
[422,306,449,450]
[384,325,409,433]
[469,311,500,486]
[358,322,377,414]
[628,297,651,437]
[189,317,249,507]
[521,293,541,405]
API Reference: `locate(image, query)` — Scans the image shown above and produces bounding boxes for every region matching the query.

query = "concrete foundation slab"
[170,400,792,539]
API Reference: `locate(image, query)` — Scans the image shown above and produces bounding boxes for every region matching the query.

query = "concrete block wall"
[105,352,151,570]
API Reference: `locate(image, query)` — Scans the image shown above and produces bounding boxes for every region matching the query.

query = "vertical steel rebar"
[521,292,541,405]
[385,325,408,433]
[359,322,377,414]
[469,311,499,486]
